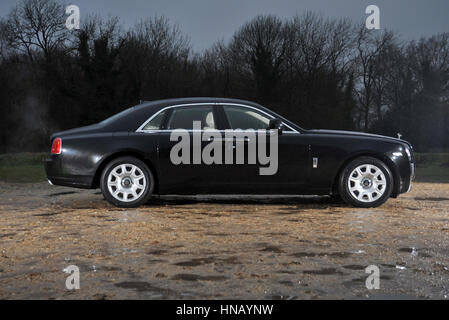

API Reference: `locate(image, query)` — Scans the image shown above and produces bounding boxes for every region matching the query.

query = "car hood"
[306,129,411,146]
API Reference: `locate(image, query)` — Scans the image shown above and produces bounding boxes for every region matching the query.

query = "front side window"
[167,106,216,130]
[143,110,167,130]
[223,106,271,130]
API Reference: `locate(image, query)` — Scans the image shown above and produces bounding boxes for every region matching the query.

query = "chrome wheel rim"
[348,164,386,203]
[107,164,146,202]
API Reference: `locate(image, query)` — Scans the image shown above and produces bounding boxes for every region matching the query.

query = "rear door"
[157,104,227,194]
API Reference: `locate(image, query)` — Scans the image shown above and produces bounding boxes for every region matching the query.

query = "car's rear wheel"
[338,156,393,208]
[100,157,154,208]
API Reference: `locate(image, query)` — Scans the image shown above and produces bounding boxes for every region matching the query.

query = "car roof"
[106,97,303,132]
[137,97,263,109]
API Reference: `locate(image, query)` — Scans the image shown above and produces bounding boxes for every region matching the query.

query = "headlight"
[405,147,412,161]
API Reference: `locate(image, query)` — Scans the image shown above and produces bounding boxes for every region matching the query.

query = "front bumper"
[406,162,415,193]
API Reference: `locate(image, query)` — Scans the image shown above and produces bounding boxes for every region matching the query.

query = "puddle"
[193,212,222,217]
[33,212,63,217]
[115,281,174,297]
[147,259,167,264]
[174,257,216,267]
[48,191,78,197]
[171,274,228,281]
[97,266,122,272]
[367,293,420,300]
[155,273,166,278]
[414,197,449,202]
[398,247,432,258]
[342,264,365,270]
[342,278,364,288]
[278,280,294,286]
[343,275,392,288]
[217,257,240,265]
[174,256,240,267]
[318,237,341,242]
[147,249,168,255]
[274,208,301,215]
[302,268,345,275]
[0,233,16,238]
[260,246,284,253]
[277,270,296,274]
[290,252,352,258]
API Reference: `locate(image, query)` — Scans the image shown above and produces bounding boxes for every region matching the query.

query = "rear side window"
[167,106,216,130]
[143,110,167,130]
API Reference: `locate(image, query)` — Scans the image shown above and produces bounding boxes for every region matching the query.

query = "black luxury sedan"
[45,98,415,208]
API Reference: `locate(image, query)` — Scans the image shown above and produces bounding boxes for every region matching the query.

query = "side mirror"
[269,118,284,135]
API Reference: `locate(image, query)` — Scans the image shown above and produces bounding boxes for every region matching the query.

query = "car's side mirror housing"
[269,118,284,135]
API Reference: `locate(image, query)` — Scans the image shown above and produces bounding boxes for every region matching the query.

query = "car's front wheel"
[338,156,393,208]
[100,156,154,208]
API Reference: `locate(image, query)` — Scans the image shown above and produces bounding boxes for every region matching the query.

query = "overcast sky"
[1,0,448,51]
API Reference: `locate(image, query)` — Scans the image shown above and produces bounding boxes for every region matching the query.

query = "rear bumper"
[45,156,94,189]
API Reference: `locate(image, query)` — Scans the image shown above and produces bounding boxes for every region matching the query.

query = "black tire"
[338,156,393,208]
[100,156,154,208]
[329,194,345,204]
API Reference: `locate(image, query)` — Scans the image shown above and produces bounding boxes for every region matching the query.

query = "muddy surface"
[0,182,448,299]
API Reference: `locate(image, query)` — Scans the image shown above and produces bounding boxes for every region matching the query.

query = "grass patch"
[414,153,449,183]
[0,152,47,183]
[0,152,448,183]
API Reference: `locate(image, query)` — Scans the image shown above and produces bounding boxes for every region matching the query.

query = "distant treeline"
[0,0,448,153]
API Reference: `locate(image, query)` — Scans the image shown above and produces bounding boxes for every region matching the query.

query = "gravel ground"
[0,181,448,300]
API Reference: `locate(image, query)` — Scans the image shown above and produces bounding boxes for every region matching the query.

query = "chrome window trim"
[135,102,299,133]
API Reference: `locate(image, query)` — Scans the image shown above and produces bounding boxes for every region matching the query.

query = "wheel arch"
[92,150,159,193]
[331,152,400,198]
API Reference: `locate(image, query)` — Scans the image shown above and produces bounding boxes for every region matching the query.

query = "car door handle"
[207,138,241,142]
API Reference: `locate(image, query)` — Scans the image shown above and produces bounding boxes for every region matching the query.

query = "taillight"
[51,138,62,154]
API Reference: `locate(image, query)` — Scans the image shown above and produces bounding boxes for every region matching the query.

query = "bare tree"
[0,19,8,61]
[119,16,190,101]
[354,26,395,130]
[4,0,70,62]
[284,12,356,128]
[201,40,232,96]
[229,15,288,103]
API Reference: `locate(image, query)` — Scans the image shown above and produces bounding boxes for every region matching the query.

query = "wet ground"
[0,181,448,299]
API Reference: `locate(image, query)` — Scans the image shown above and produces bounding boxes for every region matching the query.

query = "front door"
[219,104,310,194]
